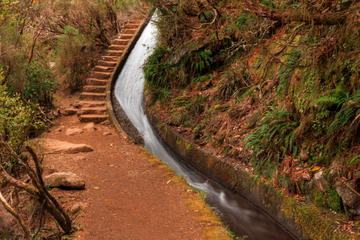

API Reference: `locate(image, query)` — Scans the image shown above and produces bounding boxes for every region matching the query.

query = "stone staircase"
[77,18,145,123]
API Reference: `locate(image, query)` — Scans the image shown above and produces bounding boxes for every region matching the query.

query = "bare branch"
[0,191,31,239]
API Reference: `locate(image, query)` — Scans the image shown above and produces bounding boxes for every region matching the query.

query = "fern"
[245,107,299,173]
[144,47,175,89]
[189,49,213,74]
[315,88,360,148]
[328,105,357,134]
[314,87,350,110]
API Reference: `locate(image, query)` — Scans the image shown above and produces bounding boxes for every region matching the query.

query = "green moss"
[281,198,350,240]
[312,188,343,212]
[169,109,190,126]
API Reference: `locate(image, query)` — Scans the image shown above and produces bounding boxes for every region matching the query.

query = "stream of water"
[113,14,298,240]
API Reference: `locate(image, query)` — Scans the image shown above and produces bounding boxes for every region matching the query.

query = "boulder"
[313,170,328,192]
[39,139,93,154]
[0,204,15,233]
[65,128,84,136]
[335,181,360,209]
[44,172,85,190]
[84,122,96,132]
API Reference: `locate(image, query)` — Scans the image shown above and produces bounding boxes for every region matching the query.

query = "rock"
[65,128,84,136]
[312,170,328,192]
[84,122,96,132]
[62,108,77,116]
[0,204,15,233]
[39,138,93,154]
[70,202,88,215]
[335,181,360,209]
[44,172,85,190]
[103,131,112,136]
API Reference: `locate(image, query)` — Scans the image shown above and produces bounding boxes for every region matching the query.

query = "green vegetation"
[0,85,46,170]
[313,188,343,212]
[0,0,146,238]
[55,25,91,90]
[144,1,360,232]
[244,106,299,174]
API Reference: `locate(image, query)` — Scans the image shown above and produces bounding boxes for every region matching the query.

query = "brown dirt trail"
[40,111,230,240]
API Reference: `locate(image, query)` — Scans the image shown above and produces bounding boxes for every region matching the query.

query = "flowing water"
[114,14,299,240]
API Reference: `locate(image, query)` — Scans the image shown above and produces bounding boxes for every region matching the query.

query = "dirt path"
[35,11,231,239]
[40,102,230,240]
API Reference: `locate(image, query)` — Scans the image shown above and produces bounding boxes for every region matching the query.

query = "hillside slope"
[144,0,360,238]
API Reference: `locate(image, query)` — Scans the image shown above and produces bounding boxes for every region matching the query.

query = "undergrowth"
[244,106,299,173]
[144,0,360,224]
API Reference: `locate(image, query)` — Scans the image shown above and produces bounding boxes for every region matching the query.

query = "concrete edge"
[105,8,351,240]
[106,9,154,144]
[144,109,352,240]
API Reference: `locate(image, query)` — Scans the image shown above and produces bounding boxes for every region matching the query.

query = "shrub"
[23,61,57,106]
[55,25,91,90]
[0,86,46,169]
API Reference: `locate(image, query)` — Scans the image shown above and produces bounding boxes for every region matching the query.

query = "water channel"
[113,14,299,240]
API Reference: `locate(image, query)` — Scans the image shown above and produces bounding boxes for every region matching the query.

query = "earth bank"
[143,0,360,239]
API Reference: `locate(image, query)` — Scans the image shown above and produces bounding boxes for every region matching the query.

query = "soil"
[38,91,230,240]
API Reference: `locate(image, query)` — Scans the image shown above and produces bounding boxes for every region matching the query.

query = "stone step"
[128,19,143,24]
[83,85,107,93]
[80,92,106,101]
[112,39,129,45]
[123,29,136,34]
[78,101,106,108]
[86,78,107,86]
[125,24,140,29]
[97,60,117,67]
[78,107,107,115]
[101,56,119,62]
[79,114,108,123]
[109,45,125,51]
[120,34,133,40]
[106,50,123,57]
[94,65,114,73]
[91,71,111,79]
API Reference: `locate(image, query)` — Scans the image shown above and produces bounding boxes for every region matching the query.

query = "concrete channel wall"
[107,9,349,240]
[106,10,153,144]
